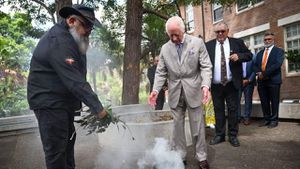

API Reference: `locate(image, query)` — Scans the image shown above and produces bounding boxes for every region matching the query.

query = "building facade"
[181,0,300,101]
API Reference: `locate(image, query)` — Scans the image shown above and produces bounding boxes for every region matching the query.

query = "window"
[241,36,250,48]
[285,22,300,73]
[186,5,194,32]
[240,32,265,54]
[237,0,263,12]
[253,32,265,53]
[212,3,223,23]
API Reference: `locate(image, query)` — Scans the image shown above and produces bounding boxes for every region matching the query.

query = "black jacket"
[27,21,103,114]
[205,37,252,89]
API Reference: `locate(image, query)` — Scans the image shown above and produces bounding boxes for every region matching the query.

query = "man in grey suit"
[148,16,212,169]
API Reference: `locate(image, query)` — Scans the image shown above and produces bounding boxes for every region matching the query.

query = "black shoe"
[209,136,225,145]
[268,122,278,128]
[228,137,240,147]
[183,160,187,165]
[199,160,209,169]
[258,121,270,127]
[243,119,251,125]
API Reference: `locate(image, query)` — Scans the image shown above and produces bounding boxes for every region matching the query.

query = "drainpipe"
[201,1,206,41]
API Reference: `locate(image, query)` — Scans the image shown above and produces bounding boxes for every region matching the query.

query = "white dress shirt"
[213,38,232,84]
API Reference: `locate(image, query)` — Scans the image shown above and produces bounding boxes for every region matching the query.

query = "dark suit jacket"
[205,37,252,89]
[254,46,284,84]
[244,54,257,85]
[147,65,157,92]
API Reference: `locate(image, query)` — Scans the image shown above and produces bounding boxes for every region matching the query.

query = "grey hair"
[264,31,275,36]
[214,21,229,30]
[165,16,185,35]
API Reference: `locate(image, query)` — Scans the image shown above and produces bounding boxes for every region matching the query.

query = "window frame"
[212,3,223,23]
[284,22,300,76]
[240,32,265,55]
[236,0,264,14]
[186,4,195,33]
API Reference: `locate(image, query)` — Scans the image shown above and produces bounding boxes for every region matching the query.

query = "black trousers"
[211,82,239,137]
[257,82,281,123]
[34,108,76,169]
[155,90,165,110]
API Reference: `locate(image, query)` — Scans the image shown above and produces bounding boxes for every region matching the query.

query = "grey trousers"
[170,89,207,162]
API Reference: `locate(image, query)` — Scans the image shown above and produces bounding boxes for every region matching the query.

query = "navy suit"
[254,46,284,124]
[238,54,256,121]
[206,37,252,137]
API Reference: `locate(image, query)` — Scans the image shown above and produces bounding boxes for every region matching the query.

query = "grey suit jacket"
[153,34,212,108]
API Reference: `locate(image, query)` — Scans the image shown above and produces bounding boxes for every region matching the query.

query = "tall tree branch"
[143,8,168,20]
[32,0,56,24]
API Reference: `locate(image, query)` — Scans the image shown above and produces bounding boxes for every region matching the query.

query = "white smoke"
[137,138,184,169]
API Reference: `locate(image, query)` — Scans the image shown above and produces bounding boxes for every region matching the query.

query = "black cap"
[59,4,101,27]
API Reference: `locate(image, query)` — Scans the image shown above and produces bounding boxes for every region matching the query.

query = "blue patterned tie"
[177,43,183,61]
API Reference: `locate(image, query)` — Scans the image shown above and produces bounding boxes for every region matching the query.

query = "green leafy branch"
[71,105,135,140]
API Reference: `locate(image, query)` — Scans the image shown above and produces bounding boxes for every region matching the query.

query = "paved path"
[0,120,300,169]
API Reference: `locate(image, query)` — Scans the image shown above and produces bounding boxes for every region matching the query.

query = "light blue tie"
[177,43,183,61]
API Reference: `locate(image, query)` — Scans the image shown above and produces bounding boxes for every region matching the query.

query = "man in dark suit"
[254,32,284,128]
[147,56,166,110]
[238,54,256,125]
[205,22,252,147]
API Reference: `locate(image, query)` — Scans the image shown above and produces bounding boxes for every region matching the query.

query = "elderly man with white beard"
[27,4,107,169]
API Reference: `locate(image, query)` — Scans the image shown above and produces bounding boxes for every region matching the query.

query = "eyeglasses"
[264,38,273,41]
[76,17,94,31]
[215,30,226,34]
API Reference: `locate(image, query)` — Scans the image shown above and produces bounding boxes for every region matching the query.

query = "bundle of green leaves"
[73,106,135,140]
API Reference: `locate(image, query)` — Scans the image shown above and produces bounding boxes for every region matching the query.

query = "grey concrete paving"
[0,120,300,169]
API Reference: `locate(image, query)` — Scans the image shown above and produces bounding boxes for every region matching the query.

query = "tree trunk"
[55,0,72,23]
[122,0,143,105]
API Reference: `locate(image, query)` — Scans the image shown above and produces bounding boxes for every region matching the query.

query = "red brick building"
[180,0,300,101]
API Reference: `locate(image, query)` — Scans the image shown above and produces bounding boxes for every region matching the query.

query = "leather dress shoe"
[243,119,251,125]
[268,122,278,128]
[228,137,240,147]
[199,160,209,169]
[209,136,225,145]
[258,121,270,127]
[183,160,187,165]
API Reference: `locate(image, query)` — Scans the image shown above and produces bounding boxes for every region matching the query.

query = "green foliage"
[0,12,36,117]
[74,105,135,140]
[286,50,300,72]
[95,70,122,106]
[0,0,56,24]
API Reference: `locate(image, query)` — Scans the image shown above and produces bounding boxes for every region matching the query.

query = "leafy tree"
[1,0,254,106]
[0,12,35,117]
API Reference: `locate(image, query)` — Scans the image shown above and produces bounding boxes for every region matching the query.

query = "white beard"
[69,27,89,55]
[264,42,274,48]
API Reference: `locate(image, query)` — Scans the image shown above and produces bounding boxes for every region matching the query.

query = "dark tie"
[176,43,183,61]
[220,43,227,85]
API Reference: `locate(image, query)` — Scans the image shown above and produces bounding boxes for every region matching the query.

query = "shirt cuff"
[201,85,210,90]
